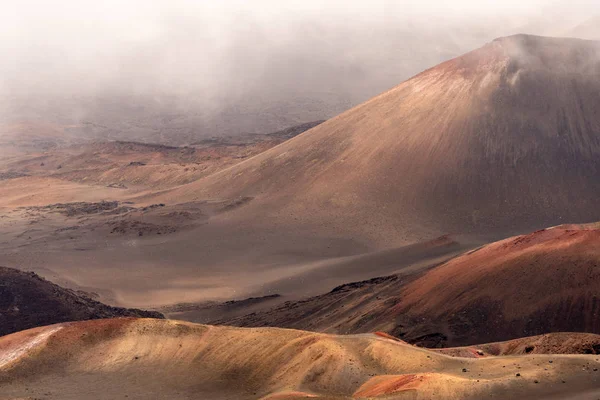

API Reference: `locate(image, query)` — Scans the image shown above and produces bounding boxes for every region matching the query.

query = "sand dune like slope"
[222,226,600,347]
[156,35,600,247]
[1,318,600,399]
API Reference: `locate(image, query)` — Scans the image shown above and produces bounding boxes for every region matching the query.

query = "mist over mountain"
[5,4,600,399]
[2,1,599,144]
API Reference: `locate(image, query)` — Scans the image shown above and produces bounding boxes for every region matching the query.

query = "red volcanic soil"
[373,332,406,342]
[353,374,426,398]
[260,392,319,399]
[394,227,600,345]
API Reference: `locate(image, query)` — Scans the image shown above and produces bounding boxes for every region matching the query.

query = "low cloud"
[1,1,599,143]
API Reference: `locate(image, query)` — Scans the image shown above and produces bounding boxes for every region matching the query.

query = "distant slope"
[0,266,163,336]
[220,226,600,347]
[159,35,600,247]
[435,332,600,357]
[1,121,324,191]
[564,16,600,40]
[192,120,325,146]
[2,318,600,399]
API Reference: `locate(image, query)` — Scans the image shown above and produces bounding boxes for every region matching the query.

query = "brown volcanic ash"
[221,227,600,347]
[161,35,600,246]
[0,267,163,336]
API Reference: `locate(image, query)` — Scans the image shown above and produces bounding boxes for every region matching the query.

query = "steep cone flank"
[162,35,600,245]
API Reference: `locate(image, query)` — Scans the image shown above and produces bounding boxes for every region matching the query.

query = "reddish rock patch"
[261,391,319,399]
[374,332,405,343]
[353,374,426,398]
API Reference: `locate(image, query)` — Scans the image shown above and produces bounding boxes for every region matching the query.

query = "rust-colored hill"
[220,227,600,347]
[159,35,600,246]
[395,227,600,345]
[2,318,600,400]
[0,267,163,336]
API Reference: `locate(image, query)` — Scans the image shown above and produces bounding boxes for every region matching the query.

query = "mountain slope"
[0,266,163,336]
[159,35,600,247]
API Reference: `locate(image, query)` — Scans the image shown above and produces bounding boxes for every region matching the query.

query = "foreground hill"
[0,267,163,336]
[1,318,600,399]
[160,35,600,247]
[220,227,600,347]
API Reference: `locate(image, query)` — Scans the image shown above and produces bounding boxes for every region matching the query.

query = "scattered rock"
[0,171,29,180]
[140,203,166,212]
[24,201,121,217]
[107,183,128,189]
[109,220,177,236]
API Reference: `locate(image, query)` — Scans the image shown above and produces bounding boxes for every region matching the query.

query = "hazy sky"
[2,0,597,95]
[1,0,599,142]
[0,0,588,50]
